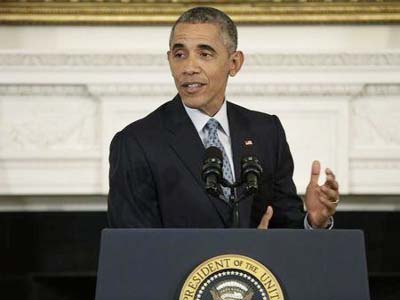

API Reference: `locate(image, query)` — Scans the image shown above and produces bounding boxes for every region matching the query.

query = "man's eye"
[200,52,212,58]
[174,52,185,58]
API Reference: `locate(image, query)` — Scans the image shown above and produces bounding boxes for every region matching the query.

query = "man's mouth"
[181,82,206,93]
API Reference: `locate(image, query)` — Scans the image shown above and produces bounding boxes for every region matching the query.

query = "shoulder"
[113,99,174,142]
[124,102,169,133]
[227,101,282,128]
[108,100,176,161]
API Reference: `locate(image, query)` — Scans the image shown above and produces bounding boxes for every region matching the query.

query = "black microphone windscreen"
[242,142,255,158]
[205,146,223,161]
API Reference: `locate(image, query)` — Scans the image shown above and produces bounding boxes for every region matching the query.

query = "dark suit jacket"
[108,95,305,228]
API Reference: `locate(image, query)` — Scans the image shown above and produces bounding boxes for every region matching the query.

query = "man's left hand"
[305,160,340,229]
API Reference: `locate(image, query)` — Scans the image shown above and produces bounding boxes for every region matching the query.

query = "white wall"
[1,25,400,211]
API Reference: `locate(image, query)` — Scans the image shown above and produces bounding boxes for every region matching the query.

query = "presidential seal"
[179,254,284,300]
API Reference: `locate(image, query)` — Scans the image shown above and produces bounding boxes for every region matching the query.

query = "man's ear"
[229,51,244,77]
[167,50,174,76]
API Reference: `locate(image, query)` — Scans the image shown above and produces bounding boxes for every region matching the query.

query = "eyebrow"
[171,43,185,51]
[198,44,216,53]
[171,43,217,54]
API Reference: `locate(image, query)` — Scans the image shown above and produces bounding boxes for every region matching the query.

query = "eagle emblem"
[210,280,254,300]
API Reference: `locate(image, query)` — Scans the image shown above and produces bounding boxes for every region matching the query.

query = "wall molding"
[2,83,400,97]
[0,85,90,96]
[1,52,400,68]
[0,195,398,212]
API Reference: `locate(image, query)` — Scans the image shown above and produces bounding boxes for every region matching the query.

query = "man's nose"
[183,56,200,75]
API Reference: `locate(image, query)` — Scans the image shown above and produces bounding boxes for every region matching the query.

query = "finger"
[324,180,339,191]
[319,196,338,214]
[324,174,339,190]
[320,193,339,206]
[258,206,273,230]
[325,168,336,180]
[309,160,321,186]
[321,185,339,201]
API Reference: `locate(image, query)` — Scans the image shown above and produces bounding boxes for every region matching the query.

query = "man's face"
[168,23,243,116]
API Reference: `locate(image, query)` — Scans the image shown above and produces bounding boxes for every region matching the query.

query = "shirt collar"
[183,100,230,137]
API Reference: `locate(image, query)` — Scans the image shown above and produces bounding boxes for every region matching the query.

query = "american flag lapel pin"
[244,139,253,146]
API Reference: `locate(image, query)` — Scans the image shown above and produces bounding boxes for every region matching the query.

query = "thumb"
[258,206,273,230]
[309,160,321,186]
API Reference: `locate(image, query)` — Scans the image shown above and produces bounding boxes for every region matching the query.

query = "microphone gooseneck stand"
[220,179,253,228]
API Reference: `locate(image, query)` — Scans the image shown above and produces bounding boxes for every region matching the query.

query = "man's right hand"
[257,206,273,229]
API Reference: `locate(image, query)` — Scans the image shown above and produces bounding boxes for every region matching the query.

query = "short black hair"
[169,7,238,53]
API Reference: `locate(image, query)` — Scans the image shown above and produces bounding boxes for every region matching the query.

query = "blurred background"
[0,2,400,299]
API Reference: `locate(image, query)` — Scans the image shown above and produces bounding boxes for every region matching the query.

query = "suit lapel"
[162,95,231,227]
[228,102,255,227]
[163,95,204,188]
[228,102,248,187]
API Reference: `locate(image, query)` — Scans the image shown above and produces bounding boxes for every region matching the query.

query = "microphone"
[241,144,263,195]
[202,146,223,197]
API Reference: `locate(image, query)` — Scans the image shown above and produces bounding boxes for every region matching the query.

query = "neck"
[201,99,225,117]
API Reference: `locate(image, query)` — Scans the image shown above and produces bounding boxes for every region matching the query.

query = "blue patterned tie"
[204,118,234,201]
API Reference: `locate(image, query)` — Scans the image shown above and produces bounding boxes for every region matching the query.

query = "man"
[108,7,339,229]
